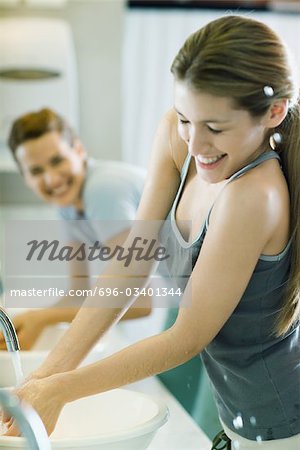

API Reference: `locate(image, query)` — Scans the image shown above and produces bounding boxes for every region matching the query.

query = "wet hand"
[1,377,65,437]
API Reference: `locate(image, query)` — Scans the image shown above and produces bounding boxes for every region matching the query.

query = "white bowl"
[0,324,106,387]
[0,389,169,449]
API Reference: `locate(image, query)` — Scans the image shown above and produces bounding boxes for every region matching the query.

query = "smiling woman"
[173,86,280,183]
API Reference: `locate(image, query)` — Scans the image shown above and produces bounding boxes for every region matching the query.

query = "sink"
[0,314,111,388]
[0,388,169,449]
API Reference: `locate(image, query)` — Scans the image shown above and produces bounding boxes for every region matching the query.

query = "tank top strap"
[180,152,192,179]
[205,150,281,228]
[170,153,192,218]
[227,150,280,183]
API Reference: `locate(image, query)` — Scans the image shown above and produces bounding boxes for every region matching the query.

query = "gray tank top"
[160,150,300,440]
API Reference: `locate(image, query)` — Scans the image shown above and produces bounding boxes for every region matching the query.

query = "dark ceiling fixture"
[127,1,270,10]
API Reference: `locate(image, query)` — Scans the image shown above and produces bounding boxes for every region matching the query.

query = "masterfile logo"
[26,237,169,267]
[4,219,192,308]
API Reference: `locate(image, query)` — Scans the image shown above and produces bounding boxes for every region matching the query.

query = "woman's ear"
[265,99,289,128]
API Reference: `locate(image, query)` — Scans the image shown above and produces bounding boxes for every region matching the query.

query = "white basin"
[0,388,169,449]
[0,323,108,388]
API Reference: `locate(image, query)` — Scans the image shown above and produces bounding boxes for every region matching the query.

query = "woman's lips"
[196,154,227,170]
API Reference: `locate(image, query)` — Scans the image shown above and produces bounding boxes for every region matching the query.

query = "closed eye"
[207,125,222,134]
[178,117,223,134]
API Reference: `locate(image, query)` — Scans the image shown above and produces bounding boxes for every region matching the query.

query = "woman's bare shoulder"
[210,160,290,254]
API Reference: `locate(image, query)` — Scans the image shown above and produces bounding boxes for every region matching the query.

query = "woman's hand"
[1,376,65,437]
[0,310,47,351]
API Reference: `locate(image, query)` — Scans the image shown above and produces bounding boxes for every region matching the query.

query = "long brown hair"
[171,15,300,336]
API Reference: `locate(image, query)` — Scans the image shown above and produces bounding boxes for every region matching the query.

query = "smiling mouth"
[48,179,73,197]
[196,154,226,166]
[52,186,69,197]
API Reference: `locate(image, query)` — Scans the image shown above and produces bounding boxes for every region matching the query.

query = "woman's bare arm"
[8,171,279,437]
[30,111,181,378]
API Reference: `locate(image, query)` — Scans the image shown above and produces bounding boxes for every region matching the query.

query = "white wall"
[0,0,125,161]
[0,0,125,203]
[122,9,300,168]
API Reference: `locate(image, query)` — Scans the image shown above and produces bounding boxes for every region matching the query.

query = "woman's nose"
[188,129,210,156]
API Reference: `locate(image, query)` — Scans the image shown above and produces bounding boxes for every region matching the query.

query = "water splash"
[250,416,257,426]
[256,435,263,443]
[233,413,243,430]
[11,351,24,386]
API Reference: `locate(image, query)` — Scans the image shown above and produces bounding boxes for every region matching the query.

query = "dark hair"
[8,108,76,157]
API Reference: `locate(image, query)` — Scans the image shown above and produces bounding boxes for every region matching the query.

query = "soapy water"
[11,351,24,386]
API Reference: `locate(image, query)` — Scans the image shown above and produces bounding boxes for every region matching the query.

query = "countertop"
[129,378,212,450]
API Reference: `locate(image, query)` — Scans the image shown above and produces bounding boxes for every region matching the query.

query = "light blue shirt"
[58,159,146,244]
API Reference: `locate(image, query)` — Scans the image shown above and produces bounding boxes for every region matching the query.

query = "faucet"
[0,307,20,352]
[0,389,51,450]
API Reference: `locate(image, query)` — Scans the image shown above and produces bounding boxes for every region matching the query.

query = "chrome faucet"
[0,307,20,352]
[0,389,51,450]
